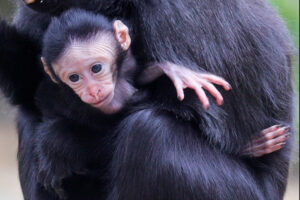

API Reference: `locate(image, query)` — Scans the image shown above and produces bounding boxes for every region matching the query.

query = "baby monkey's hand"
[159,62,231,109]
[139,62,231,109]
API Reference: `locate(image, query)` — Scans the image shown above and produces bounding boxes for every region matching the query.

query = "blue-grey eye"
[91,64,102,73]
[69,74,80,82]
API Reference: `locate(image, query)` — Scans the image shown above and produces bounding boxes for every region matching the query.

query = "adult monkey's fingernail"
[24,0,36,4]
[284,126,290,132]
[280,142,286,147]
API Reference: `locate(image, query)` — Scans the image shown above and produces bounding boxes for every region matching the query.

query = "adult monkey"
[0,0,295,200]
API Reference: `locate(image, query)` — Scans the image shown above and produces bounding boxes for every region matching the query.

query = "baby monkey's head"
[42,9,132,114]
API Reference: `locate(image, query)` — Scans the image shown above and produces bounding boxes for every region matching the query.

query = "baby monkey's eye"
[69,74,80,82]
[91,64,103,74]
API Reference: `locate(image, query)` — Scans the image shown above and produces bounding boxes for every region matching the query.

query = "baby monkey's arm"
[138,62,231,109]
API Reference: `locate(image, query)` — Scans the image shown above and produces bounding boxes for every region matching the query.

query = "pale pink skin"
[42,20,288,157]
[52,35,120,114]
[154,62,231,109]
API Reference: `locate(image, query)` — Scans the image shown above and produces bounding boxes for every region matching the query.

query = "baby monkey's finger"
[172,78,185,101]
[166,72,186,101]
[199,74,232,91]
[191,84,210,110]
[199,80,224,106]
[181,79,210,109]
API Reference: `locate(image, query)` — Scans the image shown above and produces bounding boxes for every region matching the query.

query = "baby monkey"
[41,10,232,114]
[40,9,290,198]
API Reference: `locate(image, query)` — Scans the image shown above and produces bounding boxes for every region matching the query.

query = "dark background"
[0,0,298,199]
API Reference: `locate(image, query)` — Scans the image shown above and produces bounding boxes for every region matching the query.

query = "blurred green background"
[269,1,300,197]
[0,0,298,199]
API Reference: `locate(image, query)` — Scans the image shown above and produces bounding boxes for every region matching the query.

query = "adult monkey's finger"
[266,142,286,153]
[263,126,290,140]
[252,125,285,144]
[269,133,290,145]
[261,124,282,135]
[250,133,290,152]
[251,143,286,157]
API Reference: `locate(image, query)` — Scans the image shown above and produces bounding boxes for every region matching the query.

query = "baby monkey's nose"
[88,85,101,99]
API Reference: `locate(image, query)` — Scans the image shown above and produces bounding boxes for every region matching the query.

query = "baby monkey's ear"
[113,20,131,51]
[41,57,58,83]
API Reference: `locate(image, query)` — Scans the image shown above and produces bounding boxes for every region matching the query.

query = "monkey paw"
[241,125,290,157]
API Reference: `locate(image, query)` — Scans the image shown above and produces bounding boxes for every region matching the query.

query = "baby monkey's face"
[42,20,131,114]
[53,35,118,112]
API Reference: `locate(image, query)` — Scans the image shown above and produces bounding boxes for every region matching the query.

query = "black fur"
[0,0,295,200]
[34,79,120,200]
[42,9,114,68]
[0,20,42,107]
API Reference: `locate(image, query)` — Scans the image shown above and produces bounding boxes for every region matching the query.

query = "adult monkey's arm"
[128,0,294,155]
[0,20,43,106]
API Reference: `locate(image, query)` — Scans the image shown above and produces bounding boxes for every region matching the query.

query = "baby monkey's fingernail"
[284,133,290,138]
[275,124,282,128]
[280,142,286,147]
[219,100,224,106]
[177,95,184,101]
[227,84,232,90]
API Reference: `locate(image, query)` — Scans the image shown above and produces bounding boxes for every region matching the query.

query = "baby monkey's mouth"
[92,93,114,107]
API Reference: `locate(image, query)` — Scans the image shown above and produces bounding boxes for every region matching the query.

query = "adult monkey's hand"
[23,0,68,14]
[242,125,290,157]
